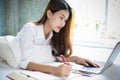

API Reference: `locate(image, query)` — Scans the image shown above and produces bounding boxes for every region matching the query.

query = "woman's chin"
[54,29,60,33]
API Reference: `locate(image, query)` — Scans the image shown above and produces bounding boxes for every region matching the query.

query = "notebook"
[7,65,80,80]
[7,72,36,80]
[73,41,120,74]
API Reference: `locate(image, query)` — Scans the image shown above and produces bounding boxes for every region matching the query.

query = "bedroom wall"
[0,0,49,36]
[0,0,5,35]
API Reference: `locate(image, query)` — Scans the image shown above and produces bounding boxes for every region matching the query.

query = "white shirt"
[16,22,55,69]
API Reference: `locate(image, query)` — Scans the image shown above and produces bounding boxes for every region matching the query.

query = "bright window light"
[66,0,120,48]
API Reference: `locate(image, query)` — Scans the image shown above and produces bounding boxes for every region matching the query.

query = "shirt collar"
[37,24,53,42]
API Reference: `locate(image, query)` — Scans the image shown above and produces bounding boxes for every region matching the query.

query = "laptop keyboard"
[82,66,100,72]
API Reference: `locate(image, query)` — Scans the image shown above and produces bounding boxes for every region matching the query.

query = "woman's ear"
[47,10,53,18]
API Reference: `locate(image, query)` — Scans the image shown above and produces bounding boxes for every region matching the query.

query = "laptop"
[73,41,120,74]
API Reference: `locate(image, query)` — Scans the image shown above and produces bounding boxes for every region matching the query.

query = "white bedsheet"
[0,62,22,80]
[0,61,81,80]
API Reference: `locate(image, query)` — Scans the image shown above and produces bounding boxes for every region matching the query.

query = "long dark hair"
[35,0,73,57]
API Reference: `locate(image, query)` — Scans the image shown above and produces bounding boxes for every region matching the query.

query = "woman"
[16,0,98,77]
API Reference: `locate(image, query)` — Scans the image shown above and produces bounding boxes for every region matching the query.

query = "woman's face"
[47,10,69,33]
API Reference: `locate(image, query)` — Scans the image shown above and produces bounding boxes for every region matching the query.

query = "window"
[66,0,120,48]
[107,0,120,41]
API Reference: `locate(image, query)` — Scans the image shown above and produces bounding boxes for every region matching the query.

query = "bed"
[0,36,81,80]
[0,59,84,80]
[1,36,120,80]
[0,61,20,80]
[0,35,27,80]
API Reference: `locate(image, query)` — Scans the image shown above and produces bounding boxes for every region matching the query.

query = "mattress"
[0,61,21,80]
[0,61,80,80]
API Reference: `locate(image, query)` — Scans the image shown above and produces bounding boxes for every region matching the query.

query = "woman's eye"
[60,16,64,20]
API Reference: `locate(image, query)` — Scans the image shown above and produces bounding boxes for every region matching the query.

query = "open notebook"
[7,62,80,80]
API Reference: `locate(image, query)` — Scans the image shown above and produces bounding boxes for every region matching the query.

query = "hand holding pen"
[53,55,72,77]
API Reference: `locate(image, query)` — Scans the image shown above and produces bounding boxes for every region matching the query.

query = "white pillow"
[0,36,9,61]
[0,36,21,68]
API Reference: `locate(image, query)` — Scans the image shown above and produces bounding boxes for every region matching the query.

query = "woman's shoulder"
[21,22,38,31]
[23,22,42,29]
[23,22,35,28]
[20,22,43,35]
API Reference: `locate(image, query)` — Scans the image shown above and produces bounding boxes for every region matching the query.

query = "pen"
[20,72,38,80]
[60,54,67,64]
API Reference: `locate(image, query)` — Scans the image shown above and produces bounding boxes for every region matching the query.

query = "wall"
[0,0,49,36]
[0,0,5,35]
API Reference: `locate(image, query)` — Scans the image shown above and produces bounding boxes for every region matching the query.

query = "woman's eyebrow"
[61,14,68,20]
[61,14,65,18]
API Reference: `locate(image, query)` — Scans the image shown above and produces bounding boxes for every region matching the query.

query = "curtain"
[0,0,49,36]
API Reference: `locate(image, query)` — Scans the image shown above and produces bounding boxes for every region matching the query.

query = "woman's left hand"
[75,56,99,67]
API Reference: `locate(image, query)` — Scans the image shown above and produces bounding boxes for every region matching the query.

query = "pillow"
[0,36,16,67]
[0,36,10,61]
[0,36,21,68]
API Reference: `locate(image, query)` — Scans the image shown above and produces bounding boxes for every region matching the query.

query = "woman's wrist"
[50,66,58,76]
[66,56,79,63]
[73,56,80,63]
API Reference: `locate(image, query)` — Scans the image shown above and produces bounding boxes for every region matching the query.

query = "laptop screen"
[101,41,120,72]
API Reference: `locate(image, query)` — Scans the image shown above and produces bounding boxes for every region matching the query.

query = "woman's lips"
[58,26,62,30]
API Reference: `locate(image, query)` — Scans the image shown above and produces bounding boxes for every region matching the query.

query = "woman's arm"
[26,61,72,77]
[66,56,99,67]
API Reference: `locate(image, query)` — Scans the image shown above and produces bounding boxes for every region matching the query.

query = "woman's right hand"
[53,64,72,77]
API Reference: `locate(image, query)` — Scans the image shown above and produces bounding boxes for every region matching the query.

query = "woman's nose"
[61,21,65,27]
